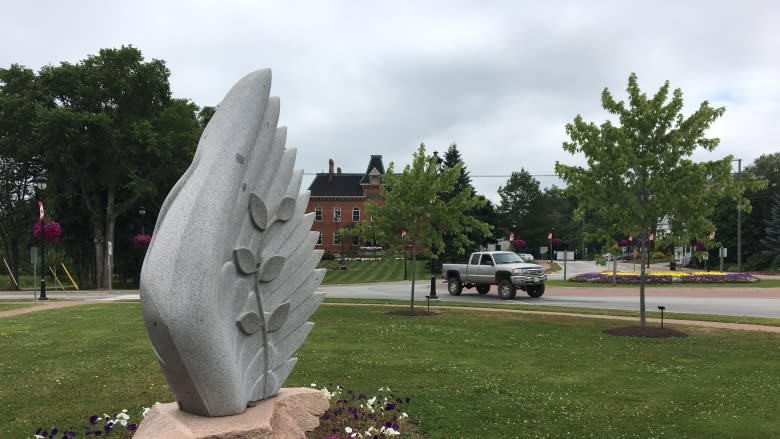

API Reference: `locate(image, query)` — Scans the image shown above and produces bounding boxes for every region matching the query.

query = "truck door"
[474,253,494,283]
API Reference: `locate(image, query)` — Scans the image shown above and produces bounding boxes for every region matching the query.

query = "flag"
[547,232,552,240]
[400,228,407,238]
[38,200,44,220]
[649,233,654,241]
[709,231,716,240]
[509,232,514,241]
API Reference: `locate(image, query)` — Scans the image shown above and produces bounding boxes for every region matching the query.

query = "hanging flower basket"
[133,233,152,248]
[32,220,62,244]
[552,238,563,248]
[512,239,526,249]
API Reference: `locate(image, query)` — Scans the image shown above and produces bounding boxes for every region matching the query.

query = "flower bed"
[571,271,759,284]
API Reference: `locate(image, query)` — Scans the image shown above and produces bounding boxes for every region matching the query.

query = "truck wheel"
[448,277,463,296]
[527,284,545,298]
[497,279,516,300]
[476,284,490,294]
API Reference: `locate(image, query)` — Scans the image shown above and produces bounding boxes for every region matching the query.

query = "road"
[2,261,778,318]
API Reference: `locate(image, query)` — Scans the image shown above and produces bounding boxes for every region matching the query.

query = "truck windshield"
[492,253,523,264]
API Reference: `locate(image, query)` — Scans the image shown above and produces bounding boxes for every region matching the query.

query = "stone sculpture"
[140,69,325,417]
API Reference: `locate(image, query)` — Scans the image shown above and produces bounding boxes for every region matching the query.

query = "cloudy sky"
[3,1,778,202]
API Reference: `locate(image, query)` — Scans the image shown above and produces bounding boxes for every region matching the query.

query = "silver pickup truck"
[441,251,547,299]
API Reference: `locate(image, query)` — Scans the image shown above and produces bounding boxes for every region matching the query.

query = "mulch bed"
[603,326,688,338]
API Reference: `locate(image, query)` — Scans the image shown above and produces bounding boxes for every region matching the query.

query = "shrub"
[743,252,773,271]
[321,252,336,261]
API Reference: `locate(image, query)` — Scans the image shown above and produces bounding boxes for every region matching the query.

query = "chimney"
[337,167,342,175]
[328,159,334,182]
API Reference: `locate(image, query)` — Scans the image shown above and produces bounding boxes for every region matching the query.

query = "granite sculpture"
[140,69,325,417]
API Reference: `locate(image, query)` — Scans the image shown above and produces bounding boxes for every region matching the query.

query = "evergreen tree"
[764,191,780,265]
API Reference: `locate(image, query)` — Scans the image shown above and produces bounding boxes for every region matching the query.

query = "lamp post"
[549,230,554,263]
[734,158,742,272]
[428,151,444,300]
[34,175,48,300]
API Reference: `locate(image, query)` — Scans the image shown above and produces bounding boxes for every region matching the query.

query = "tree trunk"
[1,234,21,290]
[104,188,116,290]
[410,245,416,312]
[94,223,107,289]
[639,243,647,331]
[9,238,20,290]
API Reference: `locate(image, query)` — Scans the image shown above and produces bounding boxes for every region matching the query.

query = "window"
[352,207,360,222]
[333,232,341,245]
[315,207,322,222]
[352,235,360,246]
[470,253,480,265]
[334,207,342,222]
[316,232,322,246]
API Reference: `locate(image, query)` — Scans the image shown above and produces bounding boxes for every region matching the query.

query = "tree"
[555,73,744,330]
[355,143,491,311]
[442,143,471,195]
[763,191,780,268]
[0,64,46,288]
[497,169,547,251]
[438,143,496,262]
[33,46,200,288]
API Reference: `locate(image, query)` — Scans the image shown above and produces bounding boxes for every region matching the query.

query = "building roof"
[360,155,385,185]
[308,155,386,198]
[308,173,365,197]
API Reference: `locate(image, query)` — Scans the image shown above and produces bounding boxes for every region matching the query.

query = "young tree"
[356,143,491,312]
[555,73,745,330]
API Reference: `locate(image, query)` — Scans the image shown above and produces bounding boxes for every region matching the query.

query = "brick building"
[306,155,386,255]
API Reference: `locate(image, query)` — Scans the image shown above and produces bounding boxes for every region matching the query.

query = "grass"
[0,302,38,312]
[2,303,780,438]
[319,258,428,284]
[321,298,780,327]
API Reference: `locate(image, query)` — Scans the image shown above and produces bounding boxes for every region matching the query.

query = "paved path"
[2,289,779,334]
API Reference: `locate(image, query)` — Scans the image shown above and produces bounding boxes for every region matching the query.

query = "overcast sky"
[3,1,778,202]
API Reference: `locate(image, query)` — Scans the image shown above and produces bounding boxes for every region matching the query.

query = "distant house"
[307,155,386,255]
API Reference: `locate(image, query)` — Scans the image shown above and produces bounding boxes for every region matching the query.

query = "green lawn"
[0,302,37,312]
[2,304,779,438]
[319,258,429,284]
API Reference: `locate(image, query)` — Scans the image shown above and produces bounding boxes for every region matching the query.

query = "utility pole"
[736,158,742,272]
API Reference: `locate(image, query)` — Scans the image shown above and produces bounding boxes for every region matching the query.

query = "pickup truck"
[441,251,547,299]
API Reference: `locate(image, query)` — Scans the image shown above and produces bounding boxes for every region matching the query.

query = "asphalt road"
[3,261,778,318]
[317,281,780,318]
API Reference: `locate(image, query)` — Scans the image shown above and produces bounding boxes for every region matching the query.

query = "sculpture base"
[133,387,328,439]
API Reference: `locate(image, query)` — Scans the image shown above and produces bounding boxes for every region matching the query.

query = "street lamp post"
[428,151,444,300]
[549,230,554,264]
[34,175,48,300]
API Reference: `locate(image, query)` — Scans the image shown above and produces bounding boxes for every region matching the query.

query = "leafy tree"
[33,46,200,288]
[354,143,491,311]
[497,169,547,252]
[0,64,46,288]
[555,73,744,329]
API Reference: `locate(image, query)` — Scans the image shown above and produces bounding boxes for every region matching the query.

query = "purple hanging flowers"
[133,233,152,248]
[32,220,62,243]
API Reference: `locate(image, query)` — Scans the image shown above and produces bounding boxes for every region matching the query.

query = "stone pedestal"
[133,387,328,439]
